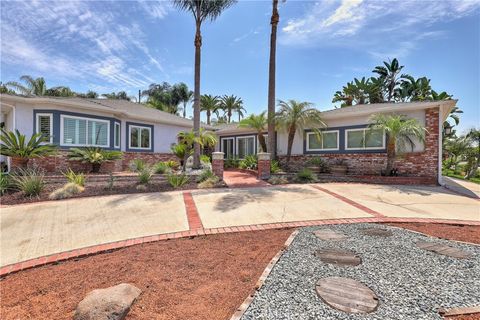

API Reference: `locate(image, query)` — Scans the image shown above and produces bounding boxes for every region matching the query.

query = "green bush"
[11,167,45,197]
[270,160,281,173]
[128,159,146,172]
[164,160,179,170]
[239,155,257,170]
[295,168,317,183]
[198,176,219,189]
[307,156,329,172]
[68,147,122,173]
[0,173,10,195]
[200,155,211,164]
[62,168,86,186]
[167,173,190,188]
[225,156,240,169]
[138,167,153,185]
[196,169,215,183]
[153,161,169,174]
[0,129,57,163]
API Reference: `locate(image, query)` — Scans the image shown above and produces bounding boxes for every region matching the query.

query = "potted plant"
[0,129,57,169]
[331,158,348,176]
[306,156,328,174]
[68,147,122,173]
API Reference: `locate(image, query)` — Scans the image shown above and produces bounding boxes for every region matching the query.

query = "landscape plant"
[307,156,329,173]
[0,173,9,195]
[10,167,45,197]
[196,169,215,183]
[153,161,169,174]
[294,168,317,183]
[164,160,179,170]
[177,129,217,171]
[268,176,288,185]
[270,160,281,173]
[198,175,219,189]
[0,129,57,168]
[138,167,153,185]
[68,147,122,173]
[167,173,190,189]
[239,112,268,152]
[62,168,85,186]
[239,155,257,170]
[128,159,146,172]
[49,182,84,200]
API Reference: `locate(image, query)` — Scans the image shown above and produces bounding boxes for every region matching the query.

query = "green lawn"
[443,168,480,184]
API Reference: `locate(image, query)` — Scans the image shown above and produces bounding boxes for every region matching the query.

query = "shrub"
[196,169,215,183]
[138,167,153,185]
[225,156,240,169]
[308,157,329,172]
[295,168,317,183]
[68,147,122,173]
[239,155,257,170]
[0,173,10,195]
[105,173,115,190]
[164,160,179,170]
[200,155,211,164]
[10,167,45,197]
[153,161,169,174]
[129,159,146,172]
[268,176,289,185]
[49,182,84,200]
[167,173,190,188]
[270,160,281,173]
[198,176,219,189]
[62,168,86,186]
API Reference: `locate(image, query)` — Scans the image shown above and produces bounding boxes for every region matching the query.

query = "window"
[221,138,234,159]
[129,125,151,149]
[114,122,120,148]
[306,131,339,151]
[36,113,53,143]
[257,135,268,152]
[236,136,255,159]
[345,128,385,150]
[61,115,109,147]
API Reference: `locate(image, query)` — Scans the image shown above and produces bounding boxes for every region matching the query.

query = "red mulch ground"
[0,229,293,320]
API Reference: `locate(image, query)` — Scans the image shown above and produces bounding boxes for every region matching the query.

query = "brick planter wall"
[278,108,440,182]
[28,151,177,173]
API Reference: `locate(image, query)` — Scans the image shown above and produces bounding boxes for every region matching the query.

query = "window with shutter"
[61,115,109,147]
[35,113,53,143]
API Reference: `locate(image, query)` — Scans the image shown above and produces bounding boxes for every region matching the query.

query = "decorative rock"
[416,241,471,259]
[316,277,379,314]
[314,248,362,266]
[361,228,393,237]
[74,283,141,320]
[314,229,347,241]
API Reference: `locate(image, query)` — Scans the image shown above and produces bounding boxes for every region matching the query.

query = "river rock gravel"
[240,223,480,320]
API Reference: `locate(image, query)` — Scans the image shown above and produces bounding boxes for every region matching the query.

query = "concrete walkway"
[443,176,480,198]
[1,183,479,268]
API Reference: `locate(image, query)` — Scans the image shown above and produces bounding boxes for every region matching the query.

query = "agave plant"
[68,147,122,173]
[0,129,57,168]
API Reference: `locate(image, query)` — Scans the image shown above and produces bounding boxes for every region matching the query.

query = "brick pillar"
[212,152,224,179]
[257,152,271,180]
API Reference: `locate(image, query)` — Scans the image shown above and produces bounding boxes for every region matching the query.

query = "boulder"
[74,283,141,320]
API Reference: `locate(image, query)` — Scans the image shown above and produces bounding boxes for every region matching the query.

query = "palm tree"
[6,75,47,96]
[177,128,218,171]
[372,58,404,102]
[172,83,193,118]
[429,90,463,130]
[174,0,236,168]
[267,0,280,158]
[465,128,480,179]
[369,114,426,175]
[239,112,268,152]
[276,99,325,169]
[200,94,220,125]
[220,95,243,123]
[398,75,432,102]
[444,136,470,172]
[45,86,75,97]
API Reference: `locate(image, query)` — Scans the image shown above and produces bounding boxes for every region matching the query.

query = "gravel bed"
[241,223,480,320]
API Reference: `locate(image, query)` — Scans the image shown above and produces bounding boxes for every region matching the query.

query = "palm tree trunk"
[286,126,295,171]
[227,110,231,123]
[193,22,202,168]
[183,101,187,118]
[267,0,279,159]
[258,133,267,153]
[207,110,211,125]
[385,140,396,175]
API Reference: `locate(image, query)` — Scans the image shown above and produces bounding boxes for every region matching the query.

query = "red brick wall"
[279,108,440,180]
[29,150,177,173]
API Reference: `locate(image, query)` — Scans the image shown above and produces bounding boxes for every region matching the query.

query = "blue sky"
[1,0,479,133]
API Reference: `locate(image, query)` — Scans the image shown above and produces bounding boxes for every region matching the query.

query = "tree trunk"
[183,101,187,118]
[227,110,231,123]
[385,140,396,175]
[285,125,296,171]
[267,0,279,159]
[193,22,202,168]
[207,110,211,125]
[258,133,267,153]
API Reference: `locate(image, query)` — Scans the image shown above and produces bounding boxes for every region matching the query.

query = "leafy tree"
[85,90,99,99]
[464,128,480,179]
[239,112,268,152]
[267,0,280,159]
[369,114,426,175]
[220,95,244,123]
[372,58,404,102]
[0,82,16,94]
[276,100,325,169]
[142,82,181,114]
[45,86,75,97]
[102,91,131,101]
[398,75,431,102]
[444,136,470,172]
[6,75,47,96]
[200,94,220,125]
[172,82,193,118]
[174,0,236,168]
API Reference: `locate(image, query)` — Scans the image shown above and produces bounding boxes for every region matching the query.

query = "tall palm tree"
[172,82,193,118]
[220,95,243,123]
[372,58,404,102]
[6,75,47,96]
[369,114,426,175]
[267,0,280,157]
[200,94,220,125]
[174,0,236,168]
[239,112,268,152]
[276,99,325,169]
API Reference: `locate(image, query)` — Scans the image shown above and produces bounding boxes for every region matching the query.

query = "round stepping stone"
[316,277,379,314]
[416,241,471,259]
[313,229,347,241]
[314,248,362,266]
[362,228,393,237]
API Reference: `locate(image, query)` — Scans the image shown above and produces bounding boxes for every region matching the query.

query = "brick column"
[212,152,224,179]
[257,152,271,180]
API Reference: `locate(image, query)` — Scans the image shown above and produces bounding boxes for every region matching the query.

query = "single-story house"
[0,94,206,172]
[214,100,456,185]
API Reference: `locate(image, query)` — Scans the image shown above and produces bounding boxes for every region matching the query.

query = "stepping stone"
[361,228,393,237]
[314,248,362,266]
[313,229,347,241]
[416,241,471,259]
[316,277,379,314]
